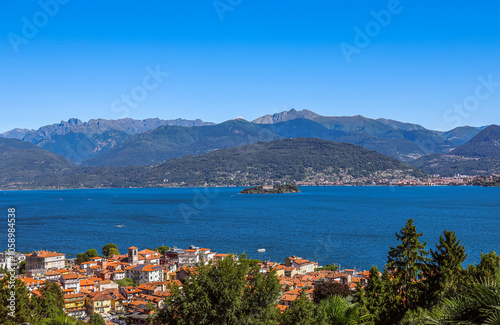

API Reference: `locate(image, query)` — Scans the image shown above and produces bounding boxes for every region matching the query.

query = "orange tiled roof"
[280,294,299,302]
[138,249,157,255]
[29,250,65,258]
[62,273,78,280]
[80,279,95,286]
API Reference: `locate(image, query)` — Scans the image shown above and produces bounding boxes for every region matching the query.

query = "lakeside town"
[3,174,500,191]
[1,245,367,324]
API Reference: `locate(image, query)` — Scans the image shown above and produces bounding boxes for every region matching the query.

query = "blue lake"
[0,186,499,270]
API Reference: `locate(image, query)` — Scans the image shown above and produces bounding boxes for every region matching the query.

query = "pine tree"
[361,266,387,323]
[0,276,37,325]
[386,219,430,318]
[35,282,65,320]
[424,230,467,305]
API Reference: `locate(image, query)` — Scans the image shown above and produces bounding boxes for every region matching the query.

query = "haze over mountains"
[0,109,487,166]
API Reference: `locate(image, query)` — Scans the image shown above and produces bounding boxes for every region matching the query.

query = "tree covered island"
[240,184,300,194]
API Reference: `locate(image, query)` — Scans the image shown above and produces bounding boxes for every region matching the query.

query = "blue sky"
[1,0,499,132]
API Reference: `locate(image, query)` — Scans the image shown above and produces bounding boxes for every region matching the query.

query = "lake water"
[0,186,498,270]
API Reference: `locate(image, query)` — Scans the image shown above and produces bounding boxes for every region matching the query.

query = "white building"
[125,264,164,284]
[61,273,81,293]
[178,246,216,267]
[26,251,65,271]
[0,251,26,272]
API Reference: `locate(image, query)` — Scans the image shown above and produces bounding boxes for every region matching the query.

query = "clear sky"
[1,0,499,132]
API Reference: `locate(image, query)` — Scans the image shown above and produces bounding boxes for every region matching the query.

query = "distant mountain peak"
[451,124,500,158]
[66,118,83,125]
[252,108,320,124]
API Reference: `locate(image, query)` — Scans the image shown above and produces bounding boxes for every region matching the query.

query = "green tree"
[43,314,81,325]
[0,276,37,324]
[153,254,281,324]
[315,264,339,272]
[385,219,430,320]
[107,247,120,256]
[354,265,388,323]
[280,290,317,325]
[427,267,500,324]
[102,243,119,257]
[314,280,351,303]
[468,251,500,281]
[155,246,170,255]
[316,295,362,325]
[85,249,98,259]
[75,253,90,264]
[19,260,26,274]
[116,277,137,287]
[34,282,65,320]
[424,230,468,305]
[89,313,105,325]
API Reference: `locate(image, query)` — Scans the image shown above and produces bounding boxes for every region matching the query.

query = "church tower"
[128,246,138,265]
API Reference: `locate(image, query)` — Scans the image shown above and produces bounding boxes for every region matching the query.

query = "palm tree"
[427,268,500,324]
[316,295,363,325]
[43,314,79,325]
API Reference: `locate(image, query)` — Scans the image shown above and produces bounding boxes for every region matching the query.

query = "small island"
[240,184,300,194]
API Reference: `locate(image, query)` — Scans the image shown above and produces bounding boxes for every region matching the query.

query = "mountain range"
[0,138,424,189]
[0,109,497,184]
[413,124,500,176]
[0,117,213,163]
[0,109,487,166]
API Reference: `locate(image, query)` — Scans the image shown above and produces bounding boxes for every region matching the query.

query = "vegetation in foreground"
[150,219,499,325]
[1,219,498,324]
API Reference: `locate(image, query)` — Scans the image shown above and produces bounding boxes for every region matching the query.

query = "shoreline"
[0,183,490,192]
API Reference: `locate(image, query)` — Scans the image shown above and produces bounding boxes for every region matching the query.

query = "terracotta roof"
[138,249,157,255]
[20,277,45,286]
[280,294,299,302]
[128,246,138,250]
[99,280,113,285]
[80,279,95,286]
[126,264,163,272]
[29,250,65,258]
[62,273,78,280]
[64,292,85,299]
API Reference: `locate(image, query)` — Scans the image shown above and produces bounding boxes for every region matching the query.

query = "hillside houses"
[4,247,371,322]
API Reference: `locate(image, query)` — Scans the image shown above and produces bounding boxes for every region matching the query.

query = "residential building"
[178,247,200,267]
[64,293,86,318]
[86,291,113,314]
[26,251,65,271]
[0,251,26,272]
[97,279,119,291]
[19,277,45,291]
[113,269,125,281]
[61,273,81,294]
[125,264,164,284]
